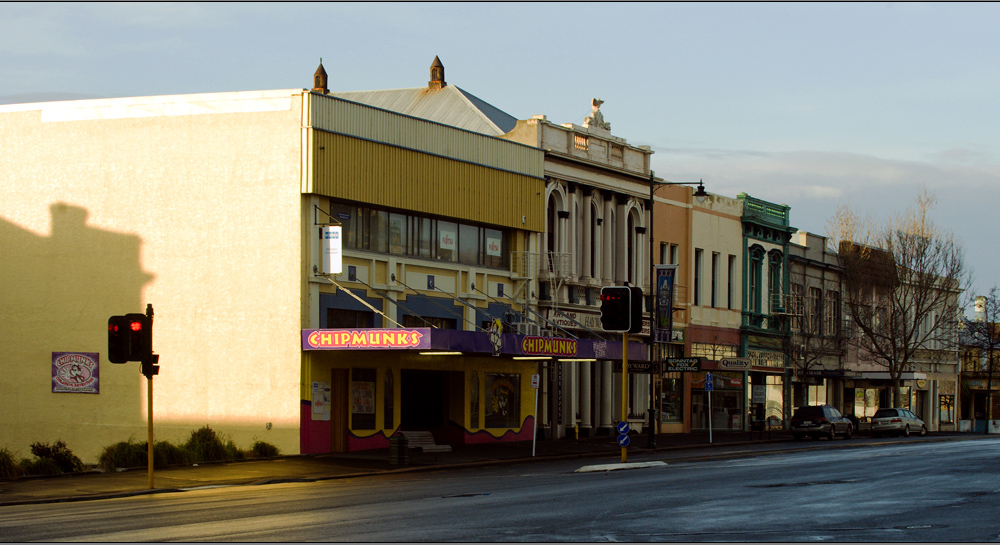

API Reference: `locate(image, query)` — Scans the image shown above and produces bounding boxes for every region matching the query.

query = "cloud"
[653,145,1000,302]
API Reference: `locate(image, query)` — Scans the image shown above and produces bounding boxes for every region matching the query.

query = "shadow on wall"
[0,202,154,460]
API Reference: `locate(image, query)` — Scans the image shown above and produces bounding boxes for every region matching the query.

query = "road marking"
[575,461,667,473]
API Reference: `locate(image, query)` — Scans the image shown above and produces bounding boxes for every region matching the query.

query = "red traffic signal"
[107,313,152,363]
[600,286,632,332]
[599,286,644,333]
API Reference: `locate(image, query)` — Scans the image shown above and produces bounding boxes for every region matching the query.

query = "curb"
[1,434,989,507]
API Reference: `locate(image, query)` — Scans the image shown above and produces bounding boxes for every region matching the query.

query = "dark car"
[871,408,927,437]
[790,405,853,440]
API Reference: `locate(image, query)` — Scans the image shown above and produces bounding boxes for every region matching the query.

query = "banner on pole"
[655,265,677,343]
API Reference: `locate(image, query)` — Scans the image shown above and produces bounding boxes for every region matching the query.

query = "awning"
[301,328,648,362]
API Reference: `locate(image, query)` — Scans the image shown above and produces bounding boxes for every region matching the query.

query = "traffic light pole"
[143,303,156,490]
[622,332,628,464]
[146,371,154,489]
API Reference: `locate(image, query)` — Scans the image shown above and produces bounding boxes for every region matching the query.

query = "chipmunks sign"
[302,329,431,350]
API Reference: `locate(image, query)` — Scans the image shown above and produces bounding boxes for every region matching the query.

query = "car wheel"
[920,425,927,437]
[828,427,836,440]
[844,425,853,440]
[793,434,804,441]
[903,425,910,437]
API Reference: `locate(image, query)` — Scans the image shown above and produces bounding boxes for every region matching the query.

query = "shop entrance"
[401,370,449,430]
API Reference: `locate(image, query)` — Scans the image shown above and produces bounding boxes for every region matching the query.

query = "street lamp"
[647,170,707,448]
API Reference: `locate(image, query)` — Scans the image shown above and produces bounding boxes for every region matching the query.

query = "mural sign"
[51,352,99,394]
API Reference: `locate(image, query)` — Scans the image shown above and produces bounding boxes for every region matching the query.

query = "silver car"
[871,408,927,437]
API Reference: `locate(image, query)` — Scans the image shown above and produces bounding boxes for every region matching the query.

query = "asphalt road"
[1,437,998,542]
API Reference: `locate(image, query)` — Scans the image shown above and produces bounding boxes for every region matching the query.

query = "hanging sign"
[322,226,343,275]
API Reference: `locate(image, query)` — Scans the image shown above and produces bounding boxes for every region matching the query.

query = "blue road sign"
[617,421,630,434]
[705,372,714,391]
[617,434,631,447]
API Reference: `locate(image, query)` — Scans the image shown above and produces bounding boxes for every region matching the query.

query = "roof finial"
[313,59,329,94]
[429,56,446,90]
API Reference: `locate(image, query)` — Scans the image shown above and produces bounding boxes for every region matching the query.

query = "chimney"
[429,56,446,90]
[313,59,329,94]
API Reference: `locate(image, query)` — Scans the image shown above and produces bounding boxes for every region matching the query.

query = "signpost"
[530,374,540,457]
[705,372,714,444]
[617,421,630,448]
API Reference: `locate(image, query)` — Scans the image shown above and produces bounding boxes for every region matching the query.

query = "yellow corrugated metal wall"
[311,130,544,232]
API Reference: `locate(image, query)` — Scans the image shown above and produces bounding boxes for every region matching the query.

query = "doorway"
[401,370,449,430]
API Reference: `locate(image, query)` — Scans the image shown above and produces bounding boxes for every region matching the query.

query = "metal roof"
[330,85,517,136]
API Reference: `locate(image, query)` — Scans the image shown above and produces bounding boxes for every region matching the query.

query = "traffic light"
[107,313,152,363]
[600,286,632,332]
[628,286,643,334]
[108,316,130,363]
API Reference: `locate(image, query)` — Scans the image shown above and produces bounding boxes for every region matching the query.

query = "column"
[615,195,628,285]
[580,360,593,435]
[600,360,613,432]
[602,194,614,285]
[581,188,593,284]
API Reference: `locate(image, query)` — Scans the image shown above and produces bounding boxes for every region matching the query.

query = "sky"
[3,2,999,310]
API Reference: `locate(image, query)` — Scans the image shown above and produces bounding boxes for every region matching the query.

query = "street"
[1,437,999,542]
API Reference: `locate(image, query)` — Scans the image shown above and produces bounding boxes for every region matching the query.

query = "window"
[459,224,479,264]
[807,287,822,334]
[388,213,406,255]
[694,249,703,306]
[939,395,955,424]
[790,284,804,332]
[660,242,668,265]
[748,247,764,315]
[711,252,720,308]
[824,291,840,336]
[483,228,504,268]
[768,252,782,315]
[661,374,684,423]
[727,255,735,309]
[351,368,377,430]
[436,221,458,262]
[330,199,508,268]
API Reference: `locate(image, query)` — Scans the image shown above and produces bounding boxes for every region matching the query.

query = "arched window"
[748,245,765,316]
[627,212,635,284]
[768,251,783,316]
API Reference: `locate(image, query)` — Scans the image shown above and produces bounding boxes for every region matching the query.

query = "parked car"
[871,408,927,437]
[790,405,854,440]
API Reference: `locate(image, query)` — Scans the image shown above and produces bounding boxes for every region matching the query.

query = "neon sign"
[304,329,428,350]
[520,336,578,357]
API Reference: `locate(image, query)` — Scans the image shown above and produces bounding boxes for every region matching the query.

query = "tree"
[828,189,968,408]
[960,287,1000,433]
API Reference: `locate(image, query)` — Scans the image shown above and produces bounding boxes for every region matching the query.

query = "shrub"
[249,441,280,458]
[184,426,227,463]
[153,441,190,469]
[224,440,246,461]
[0,447,24,480]
[20,456,61,476]
[99,439,147,472]
[30,440,83,474]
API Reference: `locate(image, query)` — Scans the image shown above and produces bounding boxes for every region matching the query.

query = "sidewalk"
[3,429,967,507]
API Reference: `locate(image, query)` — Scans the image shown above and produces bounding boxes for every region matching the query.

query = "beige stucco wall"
[689,195,744,330]
[0,91,306,463]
